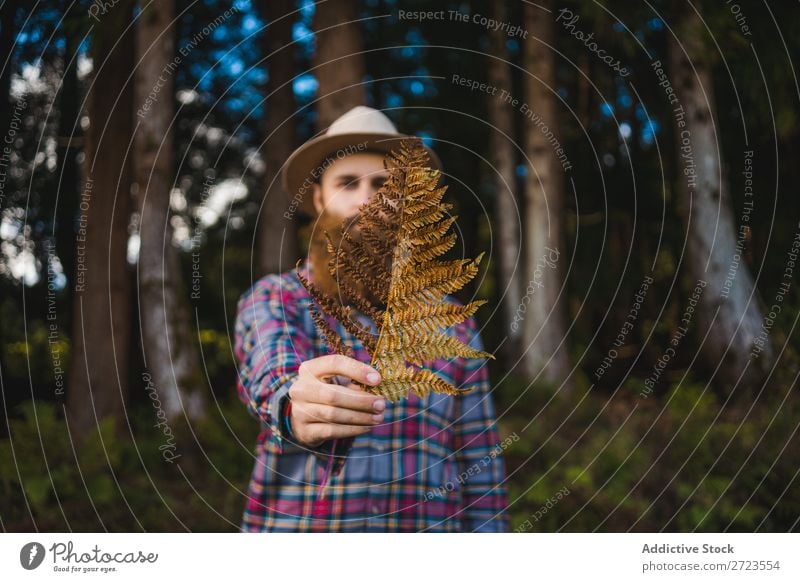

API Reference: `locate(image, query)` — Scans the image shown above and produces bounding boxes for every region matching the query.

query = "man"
[234,106,509,532]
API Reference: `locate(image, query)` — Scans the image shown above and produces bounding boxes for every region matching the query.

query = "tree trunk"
[258,0,299,275]
[55,14,81,307]
[0,0,19,137]
[521,0,571,385]
[133,0,206,420]
[312,0,366,129]
[669,7,772,392]
[66,0,135,438]
[488,0,523,365]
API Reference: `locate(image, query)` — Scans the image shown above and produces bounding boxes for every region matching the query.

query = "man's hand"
[287,354,386,448]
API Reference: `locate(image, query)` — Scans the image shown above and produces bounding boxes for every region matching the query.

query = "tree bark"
[488,0,523,365]
[312,0,366,129]
[521,0,571,385]
[54,13,81,307]
[669,6,772,392]
[0,0,19,137]
[133,0,206,420]
[66,0,135,438]
[258,0,299,275]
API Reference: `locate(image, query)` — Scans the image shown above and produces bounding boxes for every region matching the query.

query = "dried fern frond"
[297,137,494,402]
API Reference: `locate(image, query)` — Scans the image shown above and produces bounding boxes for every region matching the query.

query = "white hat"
[281,106,442,216]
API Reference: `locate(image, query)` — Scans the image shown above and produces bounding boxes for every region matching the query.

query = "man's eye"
[343,180,358,189]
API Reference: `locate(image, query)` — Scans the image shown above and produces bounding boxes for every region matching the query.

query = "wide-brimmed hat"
[282,106,442,217]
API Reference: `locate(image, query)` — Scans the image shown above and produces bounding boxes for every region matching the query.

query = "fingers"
[289,356,388,449]
[293,401,383,427]
[299,354,382,387]
[292,376,386,414]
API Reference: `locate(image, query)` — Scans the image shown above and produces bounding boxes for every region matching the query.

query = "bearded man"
[234,106,509,532]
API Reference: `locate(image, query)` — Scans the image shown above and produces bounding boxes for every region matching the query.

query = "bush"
[0,398,258,531]
[496,374,800,532]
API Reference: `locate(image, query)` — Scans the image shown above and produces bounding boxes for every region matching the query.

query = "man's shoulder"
[237,262,307,308]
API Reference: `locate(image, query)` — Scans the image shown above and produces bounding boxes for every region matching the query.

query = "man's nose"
[357,181,376,206]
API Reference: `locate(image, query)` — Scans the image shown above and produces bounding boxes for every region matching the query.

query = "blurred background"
[1,0,799,532]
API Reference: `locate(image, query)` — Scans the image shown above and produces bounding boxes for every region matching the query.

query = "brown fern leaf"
[298,265,376,352]
[298,137,495,402]
[308,303,353,357]
[393,298,486,335]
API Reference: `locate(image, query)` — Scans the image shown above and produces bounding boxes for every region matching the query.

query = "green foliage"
[0,398,258,531]
[0,401,119,514]
[497,374,800,532]
[197,328,232,381]
[2,321,70,386]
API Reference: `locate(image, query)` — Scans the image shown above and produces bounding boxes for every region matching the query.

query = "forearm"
[234,278,311,448]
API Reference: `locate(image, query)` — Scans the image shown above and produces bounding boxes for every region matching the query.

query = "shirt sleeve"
[233,275,354,473]
[452,317,510,532]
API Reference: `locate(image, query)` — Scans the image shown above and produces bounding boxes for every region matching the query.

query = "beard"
[307,207,393,312]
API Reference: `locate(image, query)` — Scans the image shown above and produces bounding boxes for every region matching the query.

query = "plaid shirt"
[234,258,509,532]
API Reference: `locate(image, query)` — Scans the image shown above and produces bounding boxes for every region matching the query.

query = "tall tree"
[669,4,772,392]
[0,0,20,139]
[487,0,523,365]
[257,0,299,275]
[0,0,18,392]
[312,0,366,129]
[521,0,571,385]
[66,0,135,437]
[53,6,83,307]
[133,0,205,420]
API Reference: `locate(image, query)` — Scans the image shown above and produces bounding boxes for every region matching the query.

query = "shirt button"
[371,504,380,514]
